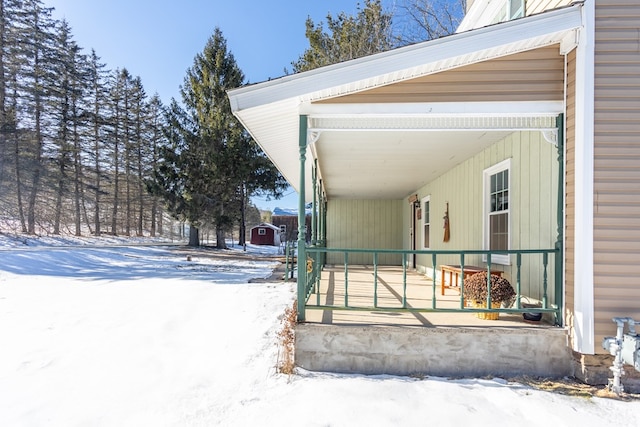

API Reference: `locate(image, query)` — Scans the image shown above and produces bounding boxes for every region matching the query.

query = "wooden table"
[440,265,503,296]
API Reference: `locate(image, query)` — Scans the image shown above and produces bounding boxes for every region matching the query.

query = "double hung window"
[484,159,511,265]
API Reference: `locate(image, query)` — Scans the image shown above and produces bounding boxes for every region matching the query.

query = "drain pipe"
[602,317,631,394]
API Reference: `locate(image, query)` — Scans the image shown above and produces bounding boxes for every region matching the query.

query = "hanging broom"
[443,202,450,243]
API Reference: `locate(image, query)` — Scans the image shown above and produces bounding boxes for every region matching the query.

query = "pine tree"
[51,19,86,235]
[86,49,108,236]
[0,0,21,219]
[129,75,147,236]
[146,93,164,237]
[292,0,394,73]
[107,68,124,235]
[17,0,57,234]
[152,28,245,247]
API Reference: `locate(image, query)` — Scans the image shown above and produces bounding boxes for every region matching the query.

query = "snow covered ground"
[0,235,638,426]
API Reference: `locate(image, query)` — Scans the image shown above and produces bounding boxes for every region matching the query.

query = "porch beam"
[297,115,308,322]
[301,101,565,117]
[308,115,561,133]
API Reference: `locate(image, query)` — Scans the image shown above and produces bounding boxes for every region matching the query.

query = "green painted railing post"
[374,252,379,308]
[344,252,349,307]
[555,113,565,326]
[543,252,549,309]
[486,253,492,307]
[516,253,522,309]
[402,253,407,308]
[431,253,437,309]
[284,241,290,281]
[297,115,308,322]
[459,253,465,309]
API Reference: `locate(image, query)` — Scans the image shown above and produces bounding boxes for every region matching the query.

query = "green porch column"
[319,182,325,245]
[312,159,318,244]
[297,115,308,322]
[555,113,564,327]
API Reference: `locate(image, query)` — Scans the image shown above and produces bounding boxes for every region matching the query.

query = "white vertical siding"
[527,0,573,16]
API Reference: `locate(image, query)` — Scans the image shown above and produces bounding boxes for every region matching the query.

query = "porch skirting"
[295,324,571,378]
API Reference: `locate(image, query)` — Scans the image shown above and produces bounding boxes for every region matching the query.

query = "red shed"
[250,223,282,246]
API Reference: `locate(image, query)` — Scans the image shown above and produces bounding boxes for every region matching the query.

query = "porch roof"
[228,4,583,201]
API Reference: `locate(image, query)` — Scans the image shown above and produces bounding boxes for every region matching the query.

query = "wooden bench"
[440,264,503,296]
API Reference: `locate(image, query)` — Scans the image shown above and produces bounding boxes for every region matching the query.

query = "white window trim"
[258,228,267,235]
[422,195,431,249]
[483,158,512,265]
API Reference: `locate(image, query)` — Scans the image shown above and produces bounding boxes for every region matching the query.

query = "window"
[422,196,431,249]
[258,228,267,235]
[509,0,524,19]
[483,159,511,265]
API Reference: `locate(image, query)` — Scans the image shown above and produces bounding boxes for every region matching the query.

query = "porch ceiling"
[314,129,513,199]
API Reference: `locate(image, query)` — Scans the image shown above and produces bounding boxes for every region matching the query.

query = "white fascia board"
[572,0,595,355]
[228,4,583,113]
[300,101,564,117]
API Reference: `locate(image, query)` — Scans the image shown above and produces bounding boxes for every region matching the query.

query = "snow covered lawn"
[0,239,638,426]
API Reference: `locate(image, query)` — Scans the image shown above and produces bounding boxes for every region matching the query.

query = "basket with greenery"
[463,272,515,320]
[463,272,515,304]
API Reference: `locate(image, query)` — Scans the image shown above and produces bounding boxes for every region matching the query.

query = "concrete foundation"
[296,323,571,378]
[571,351,640,393]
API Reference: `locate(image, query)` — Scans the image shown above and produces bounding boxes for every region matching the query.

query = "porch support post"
[297,115,308,322]
[555,113,565,326]
[318,181,324,245]
[312,159,318,245]
[322,192,327,244]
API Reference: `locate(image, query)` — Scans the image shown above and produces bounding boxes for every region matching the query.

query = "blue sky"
[47,0,379,211]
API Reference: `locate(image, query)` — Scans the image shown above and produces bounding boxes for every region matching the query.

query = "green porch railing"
[300,247,562,326]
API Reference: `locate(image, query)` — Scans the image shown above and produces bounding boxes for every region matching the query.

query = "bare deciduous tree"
[392,0,466,45]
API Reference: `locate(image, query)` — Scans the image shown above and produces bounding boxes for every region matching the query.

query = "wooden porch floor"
[303,265,555,328]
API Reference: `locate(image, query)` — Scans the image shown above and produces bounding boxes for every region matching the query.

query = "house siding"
[592,0,640,352]
[527,0,573,16]
[409,131,559,302]
[565,48,577,348]
[325,199,403,265]
[316,46,564,104]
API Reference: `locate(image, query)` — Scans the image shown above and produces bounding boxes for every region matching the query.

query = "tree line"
[0,0,283,244]
[0,0,173,237]
[0,0,465,245]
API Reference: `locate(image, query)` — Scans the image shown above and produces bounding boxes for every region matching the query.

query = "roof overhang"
[228,3,583,202]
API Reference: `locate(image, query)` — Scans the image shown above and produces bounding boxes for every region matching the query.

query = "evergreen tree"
[51,19,86,235]
[152,28,244,248]
[146,93,164,237]
[107,68,125,235]
[85,49,108,236]
[16,0,58,234]
[152,27,287,248]
[0,0,21,219]
[292,0,394,73]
